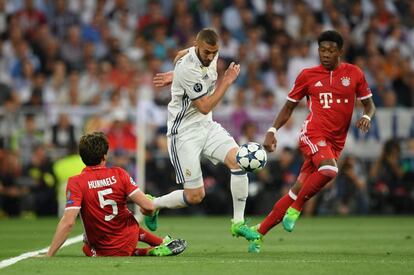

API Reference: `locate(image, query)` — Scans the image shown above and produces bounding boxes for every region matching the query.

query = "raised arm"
[356,97,376,133]
[192,62,240,114]
[263,100,299,152]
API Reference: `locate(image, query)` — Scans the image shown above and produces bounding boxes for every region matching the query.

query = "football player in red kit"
[47,132,187,257]
[248,30,376,253]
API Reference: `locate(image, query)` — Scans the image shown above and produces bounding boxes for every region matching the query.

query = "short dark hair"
[196,28,219,46]
[79,132,109,166]
[318,30,343,50]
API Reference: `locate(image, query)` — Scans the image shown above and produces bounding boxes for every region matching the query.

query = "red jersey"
[288,63,372,150]
[65,165,140,252]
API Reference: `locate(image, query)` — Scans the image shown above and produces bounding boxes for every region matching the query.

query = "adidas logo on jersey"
[314,81,323,87]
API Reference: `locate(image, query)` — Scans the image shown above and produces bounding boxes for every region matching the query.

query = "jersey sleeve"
[355,67,372,100]
[287,69,308,102]
[179,66,209,100]
[65,177,82,210]
[118,168,139,197]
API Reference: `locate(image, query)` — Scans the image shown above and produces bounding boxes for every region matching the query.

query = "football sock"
[139,227,163,246]
[153,190,189,209]
[134,247,152,256]
[290,165,338,211]
[230,169,248,223]
[258,190,297,235]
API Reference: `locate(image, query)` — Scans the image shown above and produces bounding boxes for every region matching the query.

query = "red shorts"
[82,240,139,256]
[297,135,342,183]
[82,223,140,257]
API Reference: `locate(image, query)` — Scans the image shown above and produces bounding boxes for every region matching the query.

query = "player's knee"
[318,165,338,179]
[184,191,205,204]
[224,147,239,169]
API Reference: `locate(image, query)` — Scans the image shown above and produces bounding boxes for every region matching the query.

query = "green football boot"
[144,194,159,231]
[247,224,263,253]
[282,207,301,232]
[148,236,187,256]
[231,220,261,241]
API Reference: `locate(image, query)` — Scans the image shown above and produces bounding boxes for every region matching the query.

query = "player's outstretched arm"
[356,97,375,133]
[153,71,173,87]
[130,189,155,216]
[193,62,240,114]
[263,100,298,152]
[47,209,79,257]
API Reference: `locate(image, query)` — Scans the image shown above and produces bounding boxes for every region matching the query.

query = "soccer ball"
[236,142,267,172]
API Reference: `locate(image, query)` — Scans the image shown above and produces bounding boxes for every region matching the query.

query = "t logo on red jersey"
[319,92,333,109]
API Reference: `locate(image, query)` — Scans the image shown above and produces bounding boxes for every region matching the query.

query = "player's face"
[318,41,342,70]
[196,41,218,67]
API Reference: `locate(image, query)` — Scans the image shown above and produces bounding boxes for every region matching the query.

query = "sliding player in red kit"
[47,132,187,257]
[248,30,376,253]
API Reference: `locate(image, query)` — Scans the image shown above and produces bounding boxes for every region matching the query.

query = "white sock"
[153,190,188,209]
[230,169,248,223]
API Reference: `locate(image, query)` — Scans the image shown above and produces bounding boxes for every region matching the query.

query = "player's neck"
[322,62,341,71]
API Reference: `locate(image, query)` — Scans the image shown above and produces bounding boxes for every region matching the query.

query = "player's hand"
[263,132,277,152]
[356,117,371,133]
[153,71,173,87]
[223,62,240,85]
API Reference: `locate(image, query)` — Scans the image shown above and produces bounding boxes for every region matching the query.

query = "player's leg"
[283,147,338,232]
[203,121,259,241]
[224,147,249,224]
[151,177,205,209]
[138,227,163,246]
[256,159,313,236]
[133,227,187,256]
[248,161,313,253]
[145,133,204,230]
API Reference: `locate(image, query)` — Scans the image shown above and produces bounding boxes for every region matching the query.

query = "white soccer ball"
[236,142,267,172]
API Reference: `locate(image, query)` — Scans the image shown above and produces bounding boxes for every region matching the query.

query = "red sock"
[139,227,163,246]
[133,247,153,256]
[258,193,295,235]
[290,171,332,211]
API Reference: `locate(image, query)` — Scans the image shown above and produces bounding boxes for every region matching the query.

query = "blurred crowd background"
[0,0,413,218]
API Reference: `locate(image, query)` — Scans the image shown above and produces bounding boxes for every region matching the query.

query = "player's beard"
[196,48,211,67]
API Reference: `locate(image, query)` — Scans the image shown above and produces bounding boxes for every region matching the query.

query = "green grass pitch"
[0,216,413,275]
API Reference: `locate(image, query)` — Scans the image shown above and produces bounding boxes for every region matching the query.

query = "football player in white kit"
[147,28,260,241]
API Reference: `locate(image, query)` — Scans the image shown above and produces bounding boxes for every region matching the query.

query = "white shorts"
[168,121,238,189]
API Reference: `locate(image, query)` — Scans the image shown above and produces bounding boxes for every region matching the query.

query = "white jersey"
[167,46,218,136]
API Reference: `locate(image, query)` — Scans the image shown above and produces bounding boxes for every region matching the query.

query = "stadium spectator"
[335,155,369,215]
[0,146,27,216]
[48,113,77,154]
[11,113,44,166]
[14,0,47,42]
[60,25,84,70]
[370,139,410,213]
[22,144,58,216]
[106,109,136,153]
[49,0,80,40]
